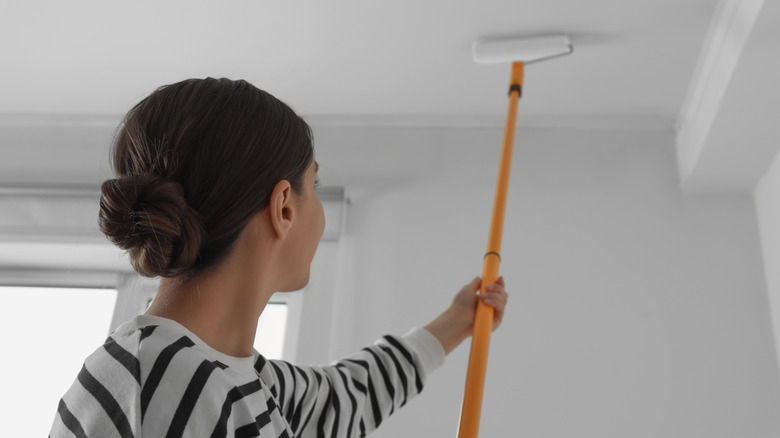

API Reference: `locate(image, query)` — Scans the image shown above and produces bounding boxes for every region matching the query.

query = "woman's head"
[99,78,316,279]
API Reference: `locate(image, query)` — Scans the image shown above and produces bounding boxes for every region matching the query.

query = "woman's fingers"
[478,290,507,310]
[478,278,508,330]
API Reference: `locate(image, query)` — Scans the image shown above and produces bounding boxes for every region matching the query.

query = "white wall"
[310,124,780,437]
[754,145,780,398]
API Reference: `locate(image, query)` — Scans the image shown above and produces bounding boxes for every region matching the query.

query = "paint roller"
[458,34,573,438]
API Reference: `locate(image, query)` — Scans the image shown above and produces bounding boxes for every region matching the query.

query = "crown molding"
[675,0,765,184]
[0,112,674,132]
[0,112,122,128]
[304,113,674,131]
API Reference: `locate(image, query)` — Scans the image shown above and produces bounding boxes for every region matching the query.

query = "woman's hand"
[424,276,508,355]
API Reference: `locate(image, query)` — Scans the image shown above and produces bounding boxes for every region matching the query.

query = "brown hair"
[98,78,314,279]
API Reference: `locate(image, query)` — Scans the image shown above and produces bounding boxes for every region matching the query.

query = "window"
[0,286,116,438]
[256,302,288,360]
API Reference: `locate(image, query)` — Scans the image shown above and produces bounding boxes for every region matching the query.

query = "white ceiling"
[2,0,777,195]
[2,0,778,272]
[0,0,716,122]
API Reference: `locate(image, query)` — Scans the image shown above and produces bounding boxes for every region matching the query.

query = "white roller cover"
[472,34,573,64]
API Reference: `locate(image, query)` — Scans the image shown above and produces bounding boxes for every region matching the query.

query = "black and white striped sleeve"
[256,327,445,438]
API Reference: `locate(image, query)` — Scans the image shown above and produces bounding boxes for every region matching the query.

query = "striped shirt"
[50,315,445,438]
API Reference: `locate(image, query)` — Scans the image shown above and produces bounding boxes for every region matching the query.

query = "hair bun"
[99,175,206,278]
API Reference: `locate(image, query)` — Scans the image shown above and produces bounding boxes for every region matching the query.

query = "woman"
[49,77,508,437]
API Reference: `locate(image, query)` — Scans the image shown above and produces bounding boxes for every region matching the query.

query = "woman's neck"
[146,254,276,358]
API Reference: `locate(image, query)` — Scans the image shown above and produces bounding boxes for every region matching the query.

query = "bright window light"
[255,302,288,360]
[0,286,116,438]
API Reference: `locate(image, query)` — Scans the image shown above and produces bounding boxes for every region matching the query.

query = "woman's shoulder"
[117,315,248,379]
[86,314,241,392]
[94,314,189,371]
[52,318,264,437]
[76,316,156,385]
[51,320,150,437]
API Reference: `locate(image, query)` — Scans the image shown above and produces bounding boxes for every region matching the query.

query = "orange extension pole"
[457,61,524,438]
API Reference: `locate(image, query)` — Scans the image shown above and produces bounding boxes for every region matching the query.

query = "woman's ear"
[269,180,294,239]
